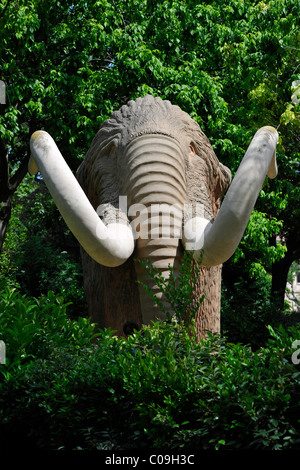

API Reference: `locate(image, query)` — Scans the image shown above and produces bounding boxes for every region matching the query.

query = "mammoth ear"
[188,128,231,216]
[76,134,121,212]
[199,141,231,217]
[209,162,232,216]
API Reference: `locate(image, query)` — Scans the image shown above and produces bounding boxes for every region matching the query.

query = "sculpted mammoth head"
[29,95,278,339]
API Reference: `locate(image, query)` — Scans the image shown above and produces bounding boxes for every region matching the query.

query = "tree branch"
[0,138,30,201]
[0,0,12,19]
[0,138,10,200]
[9,148,30,194]
[282,44,300,52]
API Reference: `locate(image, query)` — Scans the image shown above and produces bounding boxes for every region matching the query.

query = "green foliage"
[12,235,85,310]
[0,284,97,371]
[138,250,204,324]
[0,263,298,450]
[0,317,299,450]
[232,210,287,277]
[221,271,276,348]
[1,0,298,162]
[0,176,87,317]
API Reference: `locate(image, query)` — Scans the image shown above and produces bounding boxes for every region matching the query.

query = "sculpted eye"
[189,143,196,158]
[99,141,116,158]
[108,143,116,156]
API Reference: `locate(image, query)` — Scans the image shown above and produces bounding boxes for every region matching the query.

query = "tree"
[0,138,29,251]
[0,0,299,319]
[0,0,120,249]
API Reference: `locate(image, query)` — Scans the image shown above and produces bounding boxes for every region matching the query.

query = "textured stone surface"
[77,96,231,338]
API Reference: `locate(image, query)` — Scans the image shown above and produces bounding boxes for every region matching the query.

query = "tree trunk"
[271,255,293,313]
[0,137,30,253]
[0,196,12,252]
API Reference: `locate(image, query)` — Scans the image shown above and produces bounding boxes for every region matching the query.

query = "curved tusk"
[29,130,135,267]
[183,126,278,266]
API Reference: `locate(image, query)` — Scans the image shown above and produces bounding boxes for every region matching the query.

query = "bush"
[8,235,87,319]
[0,316,299,450]
[0,180,87,319]
[0,283,97,370]
[0,256,299,451]
[221,271,277,348]
[138,250,204,324]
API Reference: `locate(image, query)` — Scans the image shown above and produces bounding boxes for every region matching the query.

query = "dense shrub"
[0,309,299,450]
[221,273,276,348]
[0,181,87,319]
[0,283,97,370]
[0,256,299,451]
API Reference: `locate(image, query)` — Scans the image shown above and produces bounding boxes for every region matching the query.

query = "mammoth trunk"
[122,134,186,324]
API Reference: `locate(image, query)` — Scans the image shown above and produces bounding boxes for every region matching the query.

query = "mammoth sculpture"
[28,95,278,340]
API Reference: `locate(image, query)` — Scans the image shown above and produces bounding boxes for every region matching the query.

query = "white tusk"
[29,130,135,267]
[183,126,278,266]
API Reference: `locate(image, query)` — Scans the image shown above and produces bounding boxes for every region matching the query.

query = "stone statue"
[29,95,278,339]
